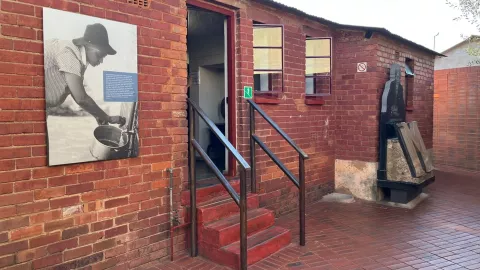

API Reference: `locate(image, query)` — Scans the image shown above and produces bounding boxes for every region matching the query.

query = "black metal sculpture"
[377,64,435,204]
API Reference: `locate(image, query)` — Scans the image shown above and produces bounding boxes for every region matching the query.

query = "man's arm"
[64,73,110,123]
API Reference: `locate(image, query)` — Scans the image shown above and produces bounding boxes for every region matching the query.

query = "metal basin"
[90,125,128,160]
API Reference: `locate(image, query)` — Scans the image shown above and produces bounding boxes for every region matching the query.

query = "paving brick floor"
[148,171,480,270]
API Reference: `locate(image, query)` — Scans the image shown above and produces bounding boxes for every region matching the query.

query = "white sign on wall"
[357,62,367,72]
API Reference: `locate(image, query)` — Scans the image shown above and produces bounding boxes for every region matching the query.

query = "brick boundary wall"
[434,66,480,173]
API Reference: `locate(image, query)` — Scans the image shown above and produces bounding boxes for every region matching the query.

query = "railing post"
[188,103,197,257]
[239,168,247,270]
[299,155,305,246]
[249,104,256,193]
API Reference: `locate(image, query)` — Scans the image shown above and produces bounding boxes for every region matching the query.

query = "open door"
[223,18,229,173]
[186,1,236,184]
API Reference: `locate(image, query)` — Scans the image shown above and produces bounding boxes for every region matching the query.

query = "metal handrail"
[252,135,299,188]
[187,98,249,270]
[248,99,308,246]
[247,100,308,159]
[192,140,240,205]
[189,99,250,169]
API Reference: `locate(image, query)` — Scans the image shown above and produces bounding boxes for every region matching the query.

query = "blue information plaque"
[103,71,138,102]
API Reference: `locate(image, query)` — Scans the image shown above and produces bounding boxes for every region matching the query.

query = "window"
[405,58,414,110]
[305,37,332,96]
[253,25,284,93]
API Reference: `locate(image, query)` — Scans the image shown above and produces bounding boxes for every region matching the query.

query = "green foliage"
[447,0,480,64]
[447,0,479,29]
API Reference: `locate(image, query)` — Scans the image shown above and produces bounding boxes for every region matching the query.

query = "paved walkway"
[151,171,480,269]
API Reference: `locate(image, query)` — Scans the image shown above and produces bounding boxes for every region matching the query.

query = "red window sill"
[254,94,281,104]
[305,96,325,105]
[406,106,414,112]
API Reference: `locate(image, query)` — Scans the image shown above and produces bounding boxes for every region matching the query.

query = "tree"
[447,0,480,64]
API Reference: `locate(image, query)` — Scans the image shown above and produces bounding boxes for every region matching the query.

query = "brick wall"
[239,1,335,214]
[434,67,480,173]
[0,0,188,269]
[332,31,435,201]
[235,0,336,216]
[376,34,435,149]
[0,0,439,268]
[333,29,380,162]
[334,32,435,163]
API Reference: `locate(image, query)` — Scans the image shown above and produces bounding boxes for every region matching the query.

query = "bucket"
[90,125,128,160]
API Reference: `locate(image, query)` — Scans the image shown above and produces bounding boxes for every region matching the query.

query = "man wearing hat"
[44,23,125,126]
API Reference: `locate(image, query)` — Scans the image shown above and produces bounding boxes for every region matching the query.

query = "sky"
[274,0,479,53]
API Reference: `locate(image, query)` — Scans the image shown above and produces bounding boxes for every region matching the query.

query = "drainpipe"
[168,168,174,228]
[168,168,191,261]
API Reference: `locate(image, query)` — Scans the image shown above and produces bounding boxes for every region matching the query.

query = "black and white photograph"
[43,8,139,166]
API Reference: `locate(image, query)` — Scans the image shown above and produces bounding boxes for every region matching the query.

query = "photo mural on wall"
[43,8,139,166]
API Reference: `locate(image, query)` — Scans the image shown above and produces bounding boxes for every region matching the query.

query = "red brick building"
[434,37,480,175]
[0,0,439,269]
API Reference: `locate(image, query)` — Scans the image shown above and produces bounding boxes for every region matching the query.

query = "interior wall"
[188,34,225,69]
[187,9,226,154]
[198,66,225,150]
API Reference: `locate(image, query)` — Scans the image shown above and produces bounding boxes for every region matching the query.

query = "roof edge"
[338,24,446,57]
[255,0,445,57]
[441,35,480,54]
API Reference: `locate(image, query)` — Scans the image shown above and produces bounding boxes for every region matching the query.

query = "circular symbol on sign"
[357,62,367,72]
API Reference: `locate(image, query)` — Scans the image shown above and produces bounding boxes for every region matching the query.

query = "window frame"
[404,58,415,111]
[253,24,285,93]
[305,37,332,97]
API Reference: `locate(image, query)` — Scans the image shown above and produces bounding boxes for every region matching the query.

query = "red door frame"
[186,0,237,177]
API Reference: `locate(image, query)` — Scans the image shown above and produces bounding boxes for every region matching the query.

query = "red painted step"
[185,193,259,224]
[181,180,240,206]
[199,208,275,248]
[182,182,292,269]
[197,194,259,224]
[199,226,291,269]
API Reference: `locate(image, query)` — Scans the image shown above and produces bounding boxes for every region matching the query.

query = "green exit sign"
[244,86,253,99]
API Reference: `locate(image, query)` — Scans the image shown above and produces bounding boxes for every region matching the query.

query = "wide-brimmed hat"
[73,23,116,55]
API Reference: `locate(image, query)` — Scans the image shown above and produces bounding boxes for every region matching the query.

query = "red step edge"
[184,194,259,224]
[181,180,240,206]
[199,208,275,248]
[199,226,291,269]
[198,194,259,224]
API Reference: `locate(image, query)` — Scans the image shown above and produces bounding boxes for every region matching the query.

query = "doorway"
[187,2,236,184]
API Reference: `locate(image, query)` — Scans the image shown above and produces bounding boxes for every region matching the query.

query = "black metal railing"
[248,99,308,246]
[187,98,250,270]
